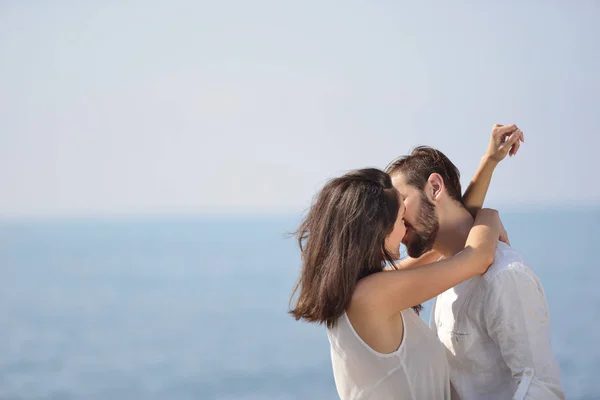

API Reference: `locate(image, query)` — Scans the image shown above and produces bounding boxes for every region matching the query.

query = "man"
[386,125,564,399]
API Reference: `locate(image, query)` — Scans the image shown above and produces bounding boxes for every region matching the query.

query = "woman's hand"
[485,124,525,163]
[465,208,504,274]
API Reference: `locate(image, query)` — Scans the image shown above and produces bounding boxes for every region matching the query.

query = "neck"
[433,204,474,258]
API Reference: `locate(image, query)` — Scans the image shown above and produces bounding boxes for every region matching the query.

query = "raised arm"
[463,124,524,215]
[355,209,502,317]
[392,124,524,271]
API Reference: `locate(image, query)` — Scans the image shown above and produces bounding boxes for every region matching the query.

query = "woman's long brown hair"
[289,168,401,328]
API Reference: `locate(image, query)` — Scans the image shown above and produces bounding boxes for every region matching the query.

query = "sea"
[0,209,598,400]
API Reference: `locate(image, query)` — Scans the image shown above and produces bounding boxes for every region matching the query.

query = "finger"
[513,128,525,143]
[495,124,518,136]
[509,130,523,156]
[515,129,524,152]
[510,140,521,157]
[502,131,521,155]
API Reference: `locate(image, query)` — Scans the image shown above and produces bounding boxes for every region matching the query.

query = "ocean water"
[0,209,598,400]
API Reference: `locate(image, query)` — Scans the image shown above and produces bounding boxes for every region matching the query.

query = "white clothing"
[430,242,564,399]
[327,308,450,400]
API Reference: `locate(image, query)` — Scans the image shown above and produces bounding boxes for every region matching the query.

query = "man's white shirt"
[430,242,564,399]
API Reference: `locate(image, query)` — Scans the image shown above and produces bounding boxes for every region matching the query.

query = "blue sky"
[1,1,598,216]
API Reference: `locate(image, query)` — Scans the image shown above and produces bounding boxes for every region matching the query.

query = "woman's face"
[384,190,407,260]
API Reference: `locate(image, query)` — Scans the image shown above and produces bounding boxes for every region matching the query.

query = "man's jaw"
[401,229,409,246]
[401,222,414,246]
[402,226,437,258]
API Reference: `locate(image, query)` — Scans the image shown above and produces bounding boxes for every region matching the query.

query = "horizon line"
[0,203,598,222]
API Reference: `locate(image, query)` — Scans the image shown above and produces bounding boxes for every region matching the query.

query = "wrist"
[481,154,500,167]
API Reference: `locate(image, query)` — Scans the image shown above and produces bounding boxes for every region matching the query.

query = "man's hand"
[485,124,525,163]
[498,217,510,246]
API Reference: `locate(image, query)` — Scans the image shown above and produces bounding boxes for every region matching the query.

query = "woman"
[289,125,524,399]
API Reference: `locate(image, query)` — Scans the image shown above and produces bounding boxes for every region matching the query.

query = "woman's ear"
[427,173,445,201]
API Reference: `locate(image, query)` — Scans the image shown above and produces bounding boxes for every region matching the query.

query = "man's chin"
[406,248,422,258]
[401,232,411,247]
[406,243,428,258]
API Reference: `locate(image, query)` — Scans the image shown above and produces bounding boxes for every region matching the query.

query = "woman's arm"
[385,249,441,271]
[463,124,524,215]
[353,209,502,318]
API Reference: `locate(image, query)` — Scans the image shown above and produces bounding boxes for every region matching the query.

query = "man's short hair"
[385,146,463,203]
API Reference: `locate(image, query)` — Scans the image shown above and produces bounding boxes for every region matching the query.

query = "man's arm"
[388,250,441,270]
[462,155,502,216]
[484,266,564,400]
[463,124,524,216]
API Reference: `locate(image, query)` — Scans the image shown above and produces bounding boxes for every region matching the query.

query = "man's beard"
[405,192,440,258]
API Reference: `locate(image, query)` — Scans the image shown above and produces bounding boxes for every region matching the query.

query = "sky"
[1,0,599,217]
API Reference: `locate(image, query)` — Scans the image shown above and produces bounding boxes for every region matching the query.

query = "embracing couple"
[289,125,564,399]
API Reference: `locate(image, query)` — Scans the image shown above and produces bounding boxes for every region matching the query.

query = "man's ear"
[427,173,445,201]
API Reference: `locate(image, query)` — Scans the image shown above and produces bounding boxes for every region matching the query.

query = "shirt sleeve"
[483,264,565,400]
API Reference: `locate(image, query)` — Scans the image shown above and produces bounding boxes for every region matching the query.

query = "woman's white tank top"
[326,308,451,399]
